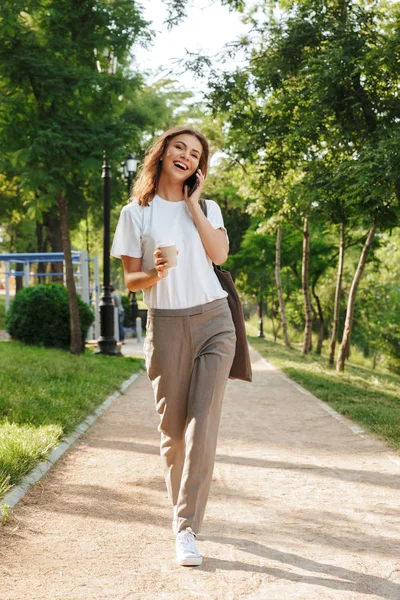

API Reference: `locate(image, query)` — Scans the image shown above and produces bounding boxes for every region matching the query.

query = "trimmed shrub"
[5,284,94,351]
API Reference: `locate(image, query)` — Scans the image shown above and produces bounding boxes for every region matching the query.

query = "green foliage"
[0,2,191,310]
[227,224,276,298]
[208,0,400,227]
[5,284,94,350]
[202,0,400,370]
[351,229,400,370]
[0,503,12,524]
[0,0,172,250]
[0,421,61,490]
[0,0,149,194]
[204,159,251,255]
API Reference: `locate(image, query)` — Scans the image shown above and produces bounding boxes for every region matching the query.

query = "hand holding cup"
[153,242,178,280]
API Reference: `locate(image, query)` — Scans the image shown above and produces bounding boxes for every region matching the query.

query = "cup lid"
[156,241,175,247]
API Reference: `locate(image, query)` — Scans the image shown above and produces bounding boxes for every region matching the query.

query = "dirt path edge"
[0,370,145,511]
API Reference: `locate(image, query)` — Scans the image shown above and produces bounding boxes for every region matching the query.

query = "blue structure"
[0,251,102,340]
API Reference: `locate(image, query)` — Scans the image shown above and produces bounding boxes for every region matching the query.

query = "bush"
[5,284,94,351]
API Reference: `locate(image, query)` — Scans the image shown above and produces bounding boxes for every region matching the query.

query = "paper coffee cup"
[156,242,177,269]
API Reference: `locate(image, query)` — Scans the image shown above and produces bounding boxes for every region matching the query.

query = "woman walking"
[111,126,236,566]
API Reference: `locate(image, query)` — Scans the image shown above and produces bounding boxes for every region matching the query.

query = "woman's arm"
[183,169,229,265]
[189,203,229,265]
[121,250,171,293]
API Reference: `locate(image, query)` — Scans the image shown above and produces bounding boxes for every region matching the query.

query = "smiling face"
[161,133,203,181]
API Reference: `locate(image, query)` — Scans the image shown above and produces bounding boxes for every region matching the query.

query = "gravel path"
[1,345,399,600]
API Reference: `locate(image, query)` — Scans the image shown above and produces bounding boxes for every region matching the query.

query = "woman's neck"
[157,173,184,202]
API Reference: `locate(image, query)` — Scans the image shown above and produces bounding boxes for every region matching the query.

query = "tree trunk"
[57,192,82,355]
[329,222,345,365]
[271,318,281,343]
[258,286,264,338]
[336,222,377,372]
[302,217,312,354]
[43,212,64,283]
[85,211,92,283]
[36,221,46,284]
[312,284,325,355]
[275,225,291,347]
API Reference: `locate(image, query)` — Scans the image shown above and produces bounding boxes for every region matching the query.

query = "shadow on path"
[88,438,400,491]
[204,536,400,599]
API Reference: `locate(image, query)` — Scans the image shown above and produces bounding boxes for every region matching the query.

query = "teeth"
[174,162,187,170]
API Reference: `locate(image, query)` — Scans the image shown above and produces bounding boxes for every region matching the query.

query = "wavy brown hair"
[130,126,209,206]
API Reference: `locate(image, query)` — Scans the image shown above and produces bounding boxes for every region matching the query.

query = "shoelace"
[176,529,199,555]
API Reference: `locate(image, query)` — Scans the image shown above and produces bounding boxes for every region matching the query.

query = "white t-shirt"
[110,194,229,309]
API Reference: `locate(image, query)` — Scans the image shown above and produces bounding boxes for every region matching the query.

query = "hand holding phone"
[184,169,200,197]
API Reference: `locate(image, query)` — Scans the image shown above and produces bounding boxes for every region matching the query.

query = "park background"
[0,0,399,503]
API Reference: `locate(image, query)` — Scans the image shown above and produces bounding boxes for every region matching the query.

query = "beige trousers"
[144,297,236,534]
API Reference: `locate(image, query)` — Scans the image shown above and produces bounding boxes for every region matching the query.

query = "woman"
[111,126,236,567]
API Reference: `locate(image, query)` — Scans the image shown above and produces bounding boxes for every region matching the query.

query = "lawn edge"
[0,369,145,510]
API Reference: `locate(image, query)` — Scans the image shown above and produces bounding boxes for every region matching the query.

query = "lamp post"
[97,151,119,355]
[122,153,139,199]
[122,153,139,331]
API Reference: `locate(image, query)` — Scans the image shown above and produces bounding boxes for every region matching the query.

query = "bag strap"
[199,198,207,217]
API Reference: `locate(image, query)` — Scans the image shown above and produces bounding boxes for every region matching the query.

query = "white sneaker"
[176,527,203,566]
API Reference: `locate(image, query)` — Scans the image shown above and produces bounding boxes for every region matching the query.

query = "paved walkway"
[0,345,399,600]
[120,336,145,358]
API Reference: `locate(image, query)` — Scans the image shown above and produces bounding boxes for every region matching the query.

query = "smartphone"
[184,169,199,197]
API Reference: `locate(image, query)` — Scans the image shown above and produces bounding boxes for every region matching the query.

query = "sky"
[133,0,249,94]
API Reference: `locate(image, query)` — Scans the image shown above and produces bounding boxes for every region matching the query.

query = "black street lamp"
[122,153,139,330]
[97,151,119,355]
[121,153,139,199]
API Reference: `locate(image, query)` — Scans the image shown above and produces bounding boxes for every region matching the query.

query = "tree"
[207,0,400,369]
[329,222,345,365]
[0,0,150,353]
[275,225,291,347]
[226,225,276,337]
[203,158,251,257]
[348,224,400,361]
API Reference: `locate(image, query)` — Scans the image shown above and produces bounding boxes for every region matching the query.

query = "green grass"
[247,318,400,451]
[0,341,144,499]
